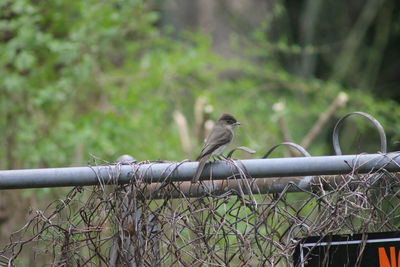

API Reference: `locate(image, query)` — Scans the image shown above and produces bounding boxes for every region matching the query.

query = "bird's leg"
[210,155,227,162]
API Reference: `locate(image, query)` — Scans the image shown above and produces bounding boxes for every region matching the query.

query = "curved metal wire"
[262,142,314,194]
[332,111,387,155]
[226,146,256,159]
[262,142,311,158]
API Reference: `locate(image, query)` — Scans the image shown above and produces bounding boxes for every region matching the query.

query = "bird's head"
[219,113,241,127]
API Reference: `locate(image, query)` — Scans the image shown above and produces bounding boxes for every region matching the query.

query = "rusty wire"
[1,112,400,266]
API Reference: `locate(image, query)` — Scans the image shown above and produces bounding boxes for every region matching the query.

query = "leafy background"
[1,0,400,260]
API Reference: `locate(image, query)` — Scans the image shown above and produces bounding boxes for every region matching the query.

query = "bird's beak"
[234,122,241,126]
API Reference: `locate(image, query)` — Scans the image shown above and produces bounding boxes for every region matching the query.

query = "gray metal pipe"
[143,173,400,199]
[0,153,399,190]
[143,176,324,198]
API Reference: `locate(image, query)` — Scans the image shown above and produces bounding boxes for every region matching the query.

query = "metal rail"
[0,153,400,190]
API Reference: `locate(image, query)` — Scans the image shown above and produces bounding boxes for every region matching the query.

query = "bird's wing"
[197,126,233,160]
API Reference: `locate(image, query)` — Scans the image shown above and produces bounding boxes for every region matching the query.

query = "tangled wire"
[1,112,399,266]
[1,159,400,266]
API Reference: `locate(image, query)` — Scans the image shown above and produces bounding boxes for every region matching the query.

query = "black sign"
[294,231,400,267]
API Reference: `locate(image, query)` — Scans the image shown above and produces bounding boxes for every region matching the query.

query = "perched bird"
[192,113,241,183]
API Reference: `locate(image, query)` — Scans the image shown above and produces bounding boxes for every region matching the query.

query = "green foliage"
[1,0,399,171]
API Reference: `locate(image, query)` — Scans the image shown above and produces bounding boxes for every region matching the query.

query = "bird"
[192,113,241,183]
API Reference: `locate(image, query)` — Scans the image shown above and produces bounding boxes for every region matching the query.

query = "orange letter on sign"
[379,247,397,267]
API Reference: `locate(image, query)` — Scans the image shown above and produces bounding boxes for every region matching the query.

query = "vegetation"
[1,0,400,171]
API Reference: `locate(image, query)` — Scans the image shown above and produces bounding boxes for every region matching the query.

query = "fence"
[0,112,400,266]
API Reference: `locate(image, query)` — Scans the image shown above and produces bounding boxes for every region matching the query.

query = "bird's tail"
[192,158,207,183]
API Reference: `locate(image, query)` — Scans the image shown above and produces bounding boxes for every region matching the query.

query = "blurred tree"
[1,0,399,168]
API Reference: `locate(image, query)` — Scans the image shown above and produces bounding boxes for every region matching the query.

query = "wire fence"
[1,112,399,266]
